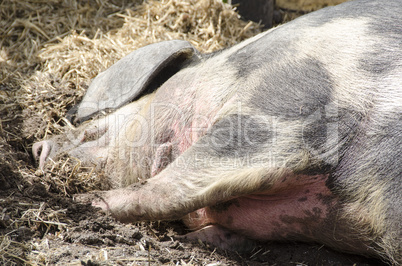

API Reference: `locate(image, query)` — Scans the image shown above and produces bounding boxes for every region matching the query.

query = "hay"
[0,236,30,265]
[0,0,140,87]
[33,154,111,195]
[0,197,73,265]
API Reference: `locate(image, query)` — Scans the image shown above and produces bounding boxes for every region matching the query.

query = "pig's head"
[32,40,200,183]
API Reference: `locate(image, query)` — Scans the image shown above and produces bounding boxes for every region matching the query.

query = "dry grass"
[0,235,30,265]
[0,0,136,87]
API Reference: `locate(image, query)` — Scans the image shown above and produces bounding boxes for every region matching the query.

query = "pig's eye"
[82,127,107,143]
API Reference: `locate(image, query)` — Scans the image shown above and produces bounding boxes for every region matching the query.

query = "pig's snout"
[32,140,53,170]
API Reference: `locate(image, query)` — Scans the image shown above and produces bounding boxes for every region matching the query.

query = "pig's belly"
[183,174,337,241]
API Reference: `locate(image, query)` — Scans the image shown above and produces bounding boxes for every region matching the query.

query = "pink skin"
[182,174,336,246]
[171,121,194,154]
[151,143,172,176]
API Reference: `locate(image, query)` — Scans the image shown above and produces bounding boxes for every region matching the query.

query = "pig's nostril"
[32,141,53,169]
[32,142,42,161]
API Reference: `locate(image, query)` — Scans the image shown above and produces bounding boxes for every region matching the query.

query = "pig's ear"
[74,40,200,123]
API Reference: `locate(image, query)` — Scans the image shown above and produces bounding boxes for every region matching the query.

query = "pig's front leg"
[91,178,188,222]
[91,165,273,223]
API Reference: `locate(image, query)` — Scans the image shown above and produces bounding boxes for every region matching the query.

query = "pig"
[32,0,401,264]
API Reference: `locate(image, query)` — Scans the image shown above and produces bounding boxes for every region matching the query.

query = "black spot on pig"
[333,113,402,235]
[316,193,336,206]
[298,197,308,202]
[249,59,333,119]
[312,207,322,216]
[225,215,234,226]
[210,199,240,213]
[226,29,297,79]
[199,114,272,158]
[359,51,395,76]
[301,107,328,151]
[366,0,402,39]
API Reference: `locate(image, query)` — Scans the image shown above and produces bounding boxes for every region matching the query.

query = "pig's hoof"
[179,224,257,253]
[73,192,109,211]
[73,193,95,204]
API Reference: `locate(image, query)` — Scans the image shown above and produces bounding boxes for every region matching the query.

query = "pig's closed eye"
[82,126,108,143]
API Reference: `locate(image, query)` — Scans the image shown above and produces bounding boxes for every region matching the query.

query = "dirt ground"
[0,0,388,265]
